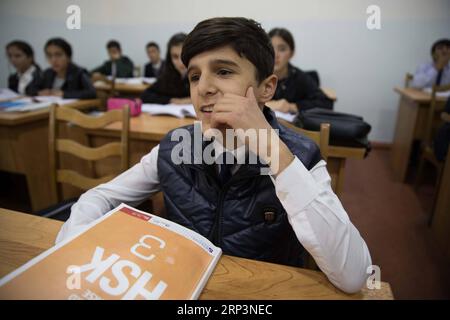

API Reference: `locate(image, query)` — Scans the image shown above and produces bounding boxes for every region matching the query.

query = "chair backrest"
[404,72,414,88]
[277,119,330,161]
[49,104,130,201]
[424,83,450,147]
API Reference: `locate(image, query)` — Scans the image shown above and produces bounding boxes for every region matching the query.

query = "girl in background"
[34,38,96,99]
[141,33,190,104]
[6,40,42,96]
[267,28,332,113]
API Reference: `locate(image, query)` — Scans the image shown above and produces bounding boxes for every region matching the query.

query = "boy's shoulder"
[277,122,323,169]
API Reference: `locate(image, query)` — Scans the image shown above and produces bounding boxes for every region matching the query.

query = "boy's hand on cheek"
[211,87,295,175]
[211,87,271,132]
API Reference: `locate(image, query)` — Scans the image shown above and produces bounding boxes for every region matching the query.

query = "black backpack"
[294,108,372,156]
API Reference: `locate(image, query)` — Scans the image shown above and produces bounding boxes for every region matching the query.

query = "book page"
[0,204,221,300]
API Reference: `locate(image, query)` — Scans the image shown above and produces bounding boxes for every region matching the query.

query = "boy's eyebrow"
[187,59,240,75]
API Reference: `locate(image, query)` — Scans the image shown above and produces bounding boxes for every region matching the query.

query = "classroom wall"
[1,0,449,143]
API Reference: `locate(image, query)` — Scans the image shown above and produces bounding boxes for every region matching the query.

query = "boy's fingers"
[245,86,257,102]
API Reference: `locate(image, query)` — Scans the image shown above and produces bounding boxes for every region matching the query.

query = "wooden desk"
[0,208,393,299]
[89,114,365,196]
[94,81,151,95]
[0,99,102,211]
[94,81,337,102]
[431,147,450,263]
[391,87,447,182]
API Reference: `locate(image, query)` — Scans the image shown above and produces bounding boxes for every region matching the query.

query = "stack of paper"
[141,104,197,118]
[0,88,20,101]
[423,87,450,98]
[274,111,296,123]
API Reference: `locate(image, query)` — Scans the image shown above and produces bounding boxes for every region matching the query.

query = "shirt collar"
[19,65,36,77]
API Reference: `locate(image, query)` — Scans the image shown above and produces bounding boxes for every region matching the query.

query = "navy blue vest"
[157,107,322,267]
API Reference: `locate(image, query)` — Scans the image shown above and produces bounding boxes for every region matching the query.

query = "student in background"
[6,40,42,96]
[411,38,450,89]
[92,40,134,78]
[266,28,332,113]
[33,38,96,99]
[144,42,165,78]
[141,33,190,104]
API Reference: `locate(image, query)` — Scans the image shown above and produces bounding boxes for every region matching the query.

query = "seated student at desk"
[31,38,96,99]
[141,33,191,104]
[92,40,134,79]
[57,17,371,294]
[411,38,450,89]
[6,40,42,96]
[266,28,333,113]
[144,42,165,78]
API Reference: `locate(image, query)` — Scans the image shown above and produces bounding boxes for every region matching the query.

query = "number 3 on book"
[130,235,166,261]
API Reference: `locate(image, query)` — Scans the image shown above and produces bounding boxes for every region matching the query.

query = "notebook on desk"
[0,97,77,112]
[141,103,197,118]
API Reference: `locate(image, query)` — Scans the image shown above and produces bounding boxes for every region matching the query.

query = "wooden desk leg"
[390,96,419,182]
[431,147,450,263]
[14,121,57,212]
[336,159,346,197]
[326,157,342,197]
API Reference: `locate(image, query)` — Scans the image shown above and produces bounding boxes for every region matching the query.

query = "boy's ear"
[257,74,278,104]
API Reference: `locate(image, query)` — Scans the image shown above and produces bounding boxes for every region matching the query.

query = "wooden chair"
[415,83,450,224]
[45,104,130,219]
[427,111,450,226]
[277,119,330,271]
[278,119,330,161]
[404,72,414,88]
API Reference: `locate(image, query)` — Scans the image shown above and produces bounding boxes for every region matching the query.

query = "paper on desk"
[105,77,157,85]
[0,97,77,112]
[33,96,77,105]
[0,88,20,101]
[274,111,296,123]
[142,103,197,118]
[423,87,450,98]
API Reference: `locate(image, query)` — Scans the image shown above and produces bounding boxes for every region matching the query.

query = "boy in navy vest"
[57,17,372,294]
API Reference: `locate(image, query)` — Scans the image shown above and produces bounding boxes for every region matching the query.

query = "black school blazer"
[8,65,42,96]
[33,63,96,99]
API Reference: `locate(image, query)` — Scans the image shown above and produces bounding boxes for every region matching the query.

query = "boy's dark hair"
[146,42,160,51]
[107,40,121,51]
[268,28,295,52]
[181,17,274,83]
[6,40,35,60]
[45,38,72,58]
[431,38,450,55]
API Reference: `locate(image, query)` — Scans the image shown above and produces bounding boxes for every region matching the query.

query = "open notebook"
[105,77,157,85]
[423,87,450,98]
[0,96,77,112]
[142,103,197,118]
[0,204,222,300]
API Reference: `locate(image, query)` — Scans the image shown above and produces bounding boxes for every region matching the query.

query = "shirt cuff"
[271,156,320,215]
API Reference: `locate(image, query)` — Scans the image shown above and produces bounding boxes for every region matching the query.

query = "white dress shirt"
[411,61,450,89]
[17,65,36,95]
[56,144,372,294]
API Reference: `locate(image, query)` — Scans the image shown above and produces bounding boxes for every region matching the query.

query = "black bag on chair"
[294,108,372,156]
